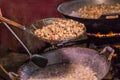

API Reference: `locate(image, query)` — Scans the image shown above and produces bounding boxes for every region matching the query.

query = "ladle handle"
[99,13,120,19]
[3,22,32,58]
[0,16,25,29]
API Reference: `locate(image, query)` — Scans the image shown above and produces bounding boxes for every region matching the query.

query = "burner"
[87,32,120,46]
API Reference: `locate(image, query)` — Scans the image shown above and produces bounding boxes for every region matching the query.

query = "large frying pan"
[18,46,115,80]
[57,0,120,33]
[0,16,86,45]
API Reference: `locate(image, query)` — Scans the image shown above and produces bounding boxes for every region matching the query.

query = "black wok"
[18,46,115,80]
[57,0,120,33]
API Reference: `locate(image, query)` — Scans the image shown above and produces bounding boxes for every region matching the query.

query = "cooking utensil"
[3,22,48,68]
[0,16,34,34]
[57,0,120,33]
[18,46,115,80]
[0,64,18,80]
[0,16,86,45]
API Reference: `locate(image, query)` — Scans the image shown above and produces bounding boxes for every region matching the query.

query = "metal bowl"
[30,18,86,45]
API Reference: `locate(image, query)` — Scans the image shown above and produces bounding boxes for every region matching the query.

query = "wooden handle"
[0,16,23,27]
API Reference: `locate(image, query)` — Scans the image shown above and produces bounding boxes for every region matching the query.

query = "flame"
[114,45,120,48]
[95,31,120,37]
[96,32,102,37]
